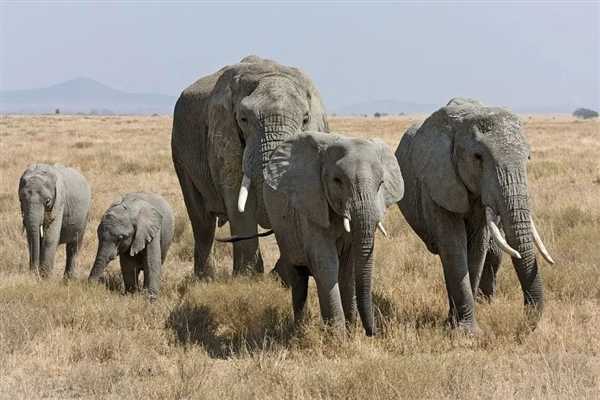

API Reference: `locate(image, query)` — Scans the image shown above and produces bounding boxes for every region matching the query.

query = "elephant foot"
[446,317,480,336]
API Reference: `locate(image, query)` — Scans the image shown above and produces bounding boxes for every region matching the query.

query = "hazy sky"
[1,2,598,111]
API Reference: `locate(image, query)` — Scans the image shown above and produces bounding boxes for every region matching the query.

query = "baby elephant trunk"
[88,242,118,282]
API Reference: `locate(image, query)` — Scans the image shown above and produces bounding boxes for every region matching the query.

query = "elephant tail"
[215,230,274,243]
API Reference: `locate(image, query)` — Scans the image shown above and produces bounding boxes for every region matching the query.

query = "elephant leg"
[39,234,59,278]
[467,228,489,298]
[478,241,503,301]
[338,241,357,326]
[428,207,476,331]
[64,240,78,279]
[174,163,217,278]
[307,236,345,333]
[142,239,162,301]
[223,190,264,276]
[120,254,139,294]
[286,264,310,324]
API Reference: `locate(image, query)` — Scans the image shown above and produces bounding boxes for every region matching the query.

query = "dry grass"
[0,114,598,399]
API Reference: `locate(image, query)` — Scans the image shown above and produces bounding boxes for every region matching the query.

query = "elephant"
[171,55,328,277]
[18,164,91,278]
[395,98,555,332]
[221,132,404,336]
[88,192,174,300]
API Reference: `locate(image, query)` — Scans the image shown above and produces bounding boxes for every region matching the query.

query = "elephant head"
[266,132,404,335]
[88,198,162,281]
[410,98,553,315]
[207,57,328,220]
[18,165,61,274]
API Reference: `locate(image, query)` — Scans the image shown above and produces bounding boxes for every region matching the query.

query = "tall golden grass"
[0,114,598,399]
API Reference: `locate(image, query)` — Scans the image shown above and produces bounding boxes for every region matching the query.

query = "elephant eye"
[302,113,310,126]
[333,177,343,186]
[474,153,483,161]
[240,117,248,123]
[44,198,52,208]
[118,234,125,241]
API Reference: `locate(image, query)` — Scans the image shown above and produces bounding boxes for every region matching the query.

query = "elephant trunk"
[496,166,544,317]
[241,113,300,226]
[24,208,43,273]
[350,196,378,336]
[88,242,117,282]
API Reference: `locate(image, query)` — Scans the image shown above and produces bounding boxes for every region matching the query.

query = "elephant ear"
[265,132,338,229]
[371,139,404,207]
[131,205,162,256]
[410,109,470,214]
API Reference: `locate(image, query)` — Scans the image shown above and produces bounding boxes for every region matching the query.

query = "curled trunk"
[351,198,378,336]
[497,167,544,317]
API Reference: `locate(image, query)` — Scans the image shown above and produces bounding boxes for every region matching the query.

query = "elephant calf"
[18,164,91,278]
[88,193,174,300]
[221,132,404,336]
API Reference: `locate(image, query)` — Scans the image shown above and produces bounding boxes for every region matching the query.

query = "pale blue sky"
[1,1,598,111]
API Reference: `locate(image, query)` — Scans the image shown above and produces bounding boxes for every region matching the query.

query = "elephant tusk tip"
[343,217,351,233]
[377,222,388,238]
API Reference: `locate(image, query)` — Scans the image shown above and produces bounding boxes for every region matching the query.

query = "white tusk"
[343,217,351,233]
[39,225,44,239]
[377,222,388,237]
[486,207,521,259]
[530,216,555,265]
[237,175,251,213]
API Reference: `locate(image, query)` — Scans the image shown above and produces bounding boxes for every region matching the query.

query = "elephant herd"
[18,55,555,336]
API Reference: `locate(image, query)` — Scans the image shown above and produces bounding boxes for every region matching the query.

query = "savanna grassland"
[0,114,598,399]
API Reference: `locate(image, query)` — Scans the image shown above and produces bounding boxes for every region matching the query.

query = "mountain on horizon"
[334,99,437,116]
[0,77,177,114]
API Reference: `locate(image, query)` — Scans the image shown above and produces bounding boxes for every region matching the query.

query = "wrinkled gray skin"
[396,98,547,332]
[88,193,174,299]
[264,132,404,336]
[18,164,91,278]
[171,55,328,277]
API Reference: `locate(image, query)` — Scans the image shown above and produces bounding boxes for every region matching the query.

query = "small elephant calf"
[88,193,174,299]
[18,163,91,278]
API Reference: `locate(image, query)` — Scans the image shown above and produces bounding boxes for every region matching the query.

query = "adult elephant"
[395,98,554,332]
[172,55,328,276]
[220,132,404,336]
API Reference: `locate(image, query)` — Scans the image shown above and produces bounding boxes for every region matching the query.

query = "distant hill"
[0,78,177,115]
[335,99,436,116]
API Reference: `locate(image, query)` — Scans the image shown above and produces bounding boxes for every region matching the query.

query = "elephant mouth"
[484,206,554,265]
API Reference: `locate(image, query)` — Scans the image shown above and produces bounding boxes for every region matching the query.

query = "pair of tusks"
[343,217,388,238]
[485,207,555,264]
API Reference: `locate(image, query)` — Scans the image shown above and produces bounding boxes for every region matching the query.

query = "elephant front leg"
[223,187,264,275]
[429,206,476,332]
[478,241,503,301]
[467,226,489,298]
[142,239,162,301]
[306,234,345,334]
[39,223,61,278]
[120,254,140,294]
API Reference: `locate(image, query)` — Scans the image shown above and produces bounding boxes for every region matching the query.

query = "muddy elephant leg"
[174,164,217,278]
[478,241,503,301]
[120,254,139,294]
[338,241,357,326]
[223,189,264,276]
